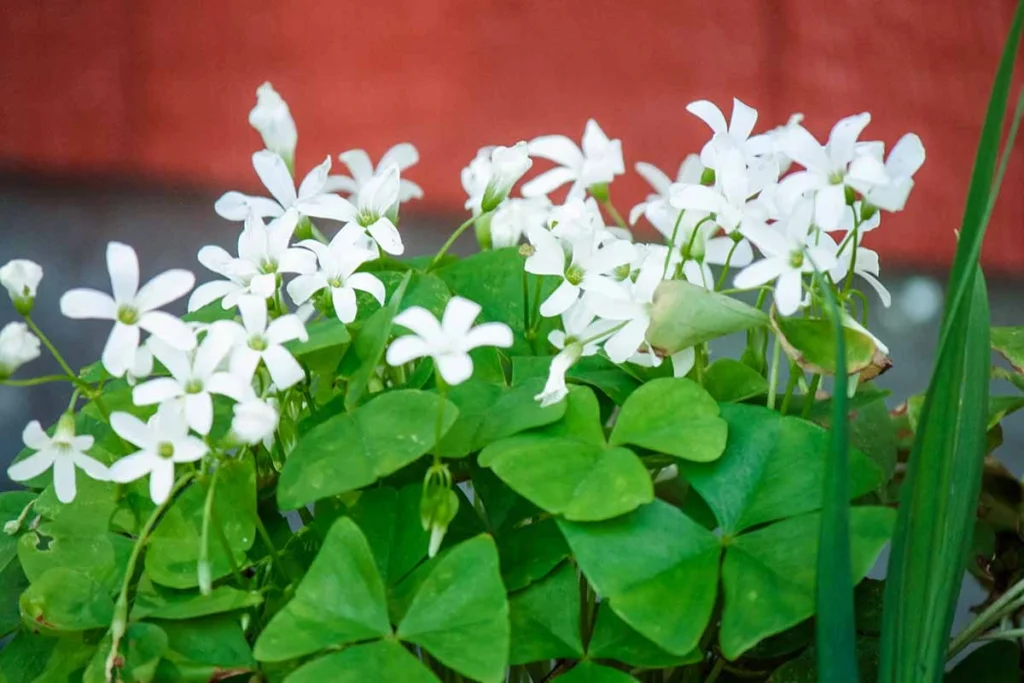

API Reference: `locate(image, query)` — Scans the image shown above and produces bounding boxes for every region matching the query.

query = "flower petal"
[8,451,54,482]
[252,150,297,208]
[463,322,513,351]
[774,269,804,316]
[286,274,327,306]
[686,100,728,134]
[172,437,208,464]
[237,296,268,336]
[52,457,78,503]
[330,286,358,324]
[262,345,305,389]
[132,377,183,406]
[527,135,584,168]
[436,353,474,386]
[184,392,214,435]
[22,420,50,450]
[379,142,419,172]
[149,461,175,504]
[138,312,196,351]
[539,280,580,318]
[441,297,482,339]
[60,289,117,320]
[102,322,141,377]
[813,184,847,232]
[346,273,386,306]
[393,307,443,343]
[72,452,109,482]
[520,166,578,198]
[135,270,195,312]
[297,156,331,200]
[106,242,140,304]
[111,412,154,450]
[338,149,375,185]
[728,98,758,140]
[386,335,432,366]
[206,372,250,402]
[733,258,786,290]
[214,192,284,221]
[109,451,155,484]
[827,113,871,168]
[296,193,357,223]
[603,318,648,364]
[366,217,404,256]
[634,162,673,196]
[780,126,830,175]
[266,314,307,345]
[188,280,239,312]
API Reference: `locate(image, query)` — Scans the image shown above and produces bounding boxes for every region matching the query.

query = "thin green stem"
[802,374,822,419]
[521,268,531,339]
[105,472,195,682]
[704,657,726,683]
[780,363,802,416]
[601,198,628,230]
[0,374,73,387]
[24,317,86,390]
[429,215,482,270]
[198,467,222,595]
[715,238,742,291]
[433,379,449,465]
[949,576,1024,657]
[579,320,629,348]
[766,335,782,410]
[662,210,686,279]
[253,511,292,586]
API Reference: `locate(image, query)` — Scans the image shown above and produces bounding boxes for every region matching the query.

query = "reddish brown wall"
[0,1,1021,271]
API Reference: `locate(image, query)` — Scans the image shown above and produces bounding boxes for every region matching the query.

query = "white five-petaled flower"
[249,82,298,164]
[686,98,774,169]
[489,197,552,249]
[525,228,636,318]
[669,143,775,234]
[0,322,40,378]
[212,296,308,389]
[132,335,249,435]
[629,154,705,226]
[461,142,533,214]
[534,303,616,406]
[583,255,665,364]
[777,113,889,231]
[60,242,196,378]
[386,297,513,386]
[733,200,838,316]
[522,119,624,200]
[337,164,406,255]
[1,259,43,313]
[324,143,423,203]
[214,152,355,224]
[829,238,891,307]
[108,404,209,504]
[854,133,926,213]
[8,415,107,504]
[287,234,385,323]
[189,212,312,312]
[231,394,280,446]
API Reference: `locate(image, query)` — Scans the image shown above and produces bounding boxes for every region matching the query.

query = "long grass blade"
[814,271,857,683]
[878,3,1023,679]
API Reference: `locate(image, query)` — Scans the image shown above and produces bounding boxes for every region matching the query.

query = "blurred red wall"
[1,1,1022,271]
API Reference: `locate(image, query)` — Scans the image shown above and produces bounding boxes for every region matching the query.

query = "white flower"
[548,197,622,244]
[286,234,385,323]
[231,394,280,446]
[108,404,208,504]
[583,256,665,364]
[669,143,775,234]
[535,345,580,407]
[341,165,406,255]
[386,297,513,386]
[522,120,624,199]
[212,296,308,389]
[733,200,838,316]
[461,142,533,214]
[8,415,107,503]
[830,239,891,307]
[686,98,774,169]
[189,212,311,312]
[214,152,356,224]
[629,154,704,225]
[126,343,155,387]
[1,259,43,313]
[249,82,297,164]
[132,335,249,435]
[524,229,635,317]
[777,114,889,230]
[325,143,423,203]
[0,322,40,378]
[534,303,616,406]
[60,242,196,377]
[490,197,551,248]
[854,133,925,212]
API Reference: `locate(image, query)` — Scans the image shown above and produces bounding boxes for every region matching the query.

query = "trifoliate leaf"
[285,640,439,683]
[508,562,584,664]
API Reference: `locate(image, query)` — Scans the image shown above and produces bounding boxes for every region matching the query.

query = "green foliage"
[646,279,768,354]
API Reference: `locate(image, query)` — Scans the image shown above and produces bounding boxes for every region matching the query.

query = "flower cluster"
[455,100,922,405]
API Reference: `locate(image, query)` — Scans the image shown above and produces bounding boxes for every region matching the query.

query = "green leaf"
[646,278,768,354]
[0,631,58,683]
[480,387,653,521]
[19,567,113,632]
[153,614,255,681]
[437,248,559,355]
[474,377,568,448]
[771,315,877,376]
[679,404,884,534]
[284,640,439,683]
[133,582,263,621]
[85,622,169,683]
[436,379,505,458]
[944,640,1019,683]
[254,517,391,662]
[555,660,639,683]
[704,358,769,402]
[278,389,457,509]
[719,507,895,659]
[0,561,29,638]
[512,355,641,405]
[609,378,727,462]
[992,326,1024,374]
[344,485,429,586]
[498,518,571,592]
[846,394,898,486]
[988,394,1024,429]
[286,317,351,358]
[558,500,721,655]
[588,604,701,668]
[471,462,539,534]
[397,535,509,683]
[338,271,410,409]
[769,638,881,683]
[18,521,132,593]
[508,562,584,664]
[146,456,256,589]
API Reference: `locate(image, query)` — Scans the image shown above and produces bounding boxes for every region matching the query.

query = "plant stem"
[766,335,782,410]
[601,197,629,230]
[253,511,292,586]
[802,374,822,419]
[662,210,686,278]
[780,363,802,416]
[0,374,73,387]
[105,473,195,682]
[715,239,741,291]
[704,657,726,683]
[198,467,222,595]
[429,215,482,270]
[24,316,89,391]
[948,577,1024,657]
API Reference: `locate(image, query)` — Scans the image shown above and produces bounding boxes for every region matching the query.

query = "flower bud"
[421,464,458,557]
[481,142,532,213]
[700,168,716,186]
[0,322,41,379]
[249,82,297,167]
[474,212,494,251]
[587,182,610,202]
[0,259,43,315]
